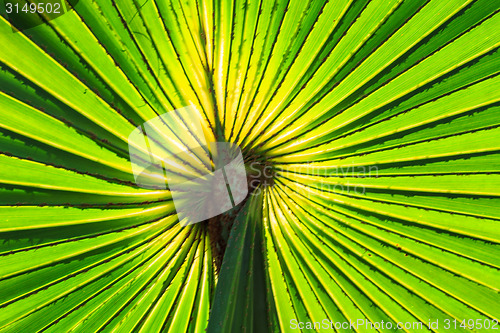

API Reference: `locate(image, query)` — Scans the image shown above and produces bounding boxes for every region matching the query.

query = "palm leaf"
[0,0,499,332]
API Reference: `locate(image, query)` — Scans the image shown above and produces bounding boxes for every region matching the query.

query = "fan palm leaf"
[0,0,499,332]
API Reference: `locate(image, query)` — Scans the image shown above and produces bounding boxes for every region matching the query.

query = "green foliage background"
[0,0,499,332]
